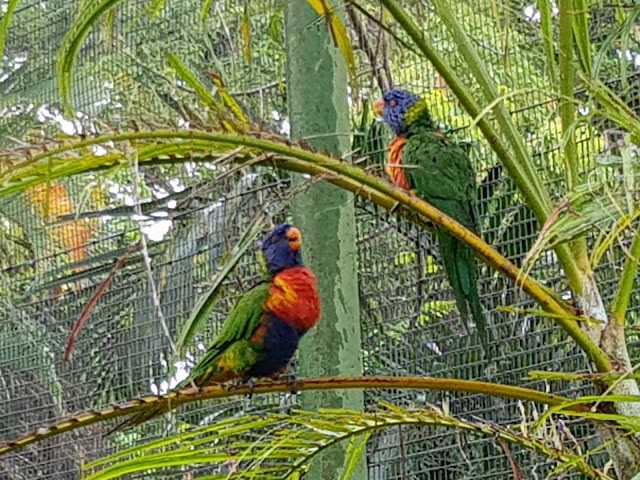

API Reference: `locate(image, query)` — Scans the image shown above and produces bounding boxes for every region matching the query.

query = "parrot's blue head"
[259,223,303,275]
[373,89,435,137]
[373,89,419,134]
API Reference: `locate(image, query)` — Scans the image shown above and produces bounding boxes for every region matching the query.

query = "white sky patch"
[141,219,173,241]
[35,104,86,135]
[123,194,136,206]
[184,161,198,176]
[523,2,557,23]
[92,145,107,156]
[107,182,121,196]
[37,105,52,122]
[150,359,192,395]
[425,341,442,356]
[204,199,224,214]
[169,177,186,192]
[152,186,170,199]
[55,114,80,135]
[280,117,290,137]
[93,98,110,108]
[615,49,640,67]
[270,109,290,137]
[0,52,28,82]
[523,5,540,22]
[13,53,27,67]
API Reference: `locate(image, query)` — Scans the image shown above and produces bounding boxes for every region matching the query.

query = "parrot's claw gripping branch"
[277,373,300,395]
[225,377,256,399]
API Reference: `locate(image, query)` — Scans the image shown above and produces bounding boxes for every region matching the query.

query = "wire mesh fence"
[1,0,639,478]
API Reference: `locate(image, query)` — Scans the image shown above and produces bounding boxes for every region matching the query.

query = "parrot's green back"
[109,282,271,433]
[175,282,271,389]
[402,128,490,357]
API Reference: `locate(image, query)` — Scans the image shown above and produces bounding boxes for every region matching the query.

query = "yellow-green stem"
[0,0,19,62]
[611,224,640,325]
[559,0,591,277]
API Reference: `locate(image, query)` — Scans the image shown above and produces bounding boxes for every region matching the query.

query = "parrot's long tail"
[104,403,171,436]
[105,377,200,435]
[437,231,491,359]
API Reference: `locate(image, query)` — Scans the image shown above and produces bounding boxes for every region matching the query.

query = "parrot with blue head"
[374,89,490,358]
[111,222,321,431]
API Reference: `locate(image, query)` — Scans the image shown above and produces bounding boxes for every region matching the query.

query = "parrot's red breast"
[385,136,410,190]
[265,266,321,332]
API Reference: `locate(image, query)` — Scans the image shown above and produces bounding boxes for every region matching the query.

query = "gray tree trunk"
[285,1,367,479]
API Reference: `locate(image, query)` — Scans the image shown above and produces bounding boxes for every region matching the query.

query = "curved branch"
[1,129,612,372]
[0,375,585,457]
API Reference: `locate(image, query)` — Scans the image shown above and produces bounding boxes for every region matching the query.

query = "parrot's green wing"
[175,281,271,389]
[105,281,271,434]
[403,131,480,234]
[402,131,490,358]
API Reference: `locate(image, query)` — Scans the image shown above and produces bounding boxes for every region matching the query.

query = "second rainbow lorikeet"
[111,223,321,432]
[374,89,490,357]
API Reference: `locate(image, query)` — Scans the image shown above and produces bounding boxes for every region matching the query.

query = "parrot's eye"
[389,99,397,107]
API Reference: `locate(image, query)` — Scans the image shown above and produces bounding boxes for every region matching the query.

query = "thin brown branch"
[348,0,418,54]
[63,241,141,363]
[0,375,584,457]
[498,437,523,479]
[346,2,389,92]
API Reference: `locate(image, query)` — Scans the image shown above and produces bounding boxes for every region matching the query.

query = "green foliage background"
[0,0,639,478]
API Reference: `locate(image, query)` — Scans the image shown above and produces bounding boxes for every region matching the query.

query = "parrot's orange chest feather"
[264,266,321,332]
[385,136,410,190]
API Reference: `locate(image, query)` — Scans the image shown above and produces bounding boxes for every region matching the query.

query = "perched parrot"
[112,222,322,432]
[373,89,490,357]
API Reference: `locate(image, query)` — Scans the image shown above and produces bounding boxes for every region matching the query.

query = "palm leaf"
[56,0,127,114]
[0,0,20,61]
[523,160,640,270]
[81,403,610,480]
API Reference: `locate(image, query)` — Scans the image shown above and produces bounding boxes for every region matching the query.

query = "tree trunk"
[285,2,368,479]
[581,274,640,479]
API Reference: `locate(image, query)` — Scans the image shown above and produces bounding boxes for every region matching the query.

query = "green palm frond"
[81,402,610,480]
[522,158,639,271]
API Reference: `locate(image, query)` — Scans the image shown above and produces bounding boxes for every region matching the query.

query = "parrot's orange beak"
[373,97,384,118]
[286,227,302,252]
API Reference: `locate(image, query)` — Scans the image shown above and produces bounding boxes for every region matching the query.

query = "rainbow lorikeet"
[112,223,321,431]
[374,89,490,357]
